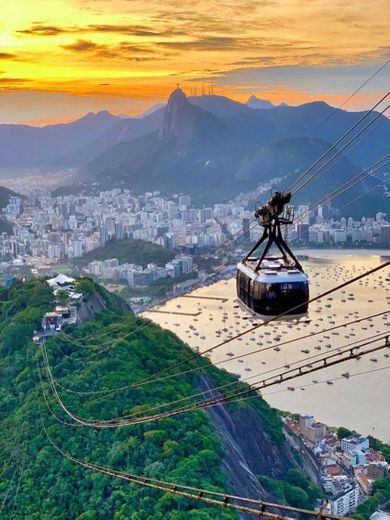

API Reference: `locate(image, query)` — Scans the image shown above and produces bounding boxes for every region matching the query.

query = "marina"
[143,252,390,441]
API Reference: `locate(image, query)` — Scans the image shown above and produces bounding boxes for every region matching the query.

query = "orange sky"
[0,0,389,124]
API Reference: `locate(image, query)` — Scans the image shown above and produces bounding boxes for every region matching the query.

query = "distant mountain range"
[0,89,389,210]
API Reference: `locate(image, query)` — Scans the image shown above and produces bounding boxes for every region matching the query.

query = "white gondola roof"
[237,262,308,283]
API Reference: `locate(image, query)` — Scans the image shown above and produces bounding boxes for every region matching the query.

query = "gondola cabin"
[236,190,310,319]
[236,258,309,318]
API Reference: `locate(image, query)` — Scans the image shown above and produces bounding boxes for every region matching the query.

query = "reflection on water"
[143,253,390,442]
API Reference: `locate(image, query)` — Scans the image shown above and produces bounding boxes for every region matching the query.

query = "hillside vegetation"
[77,238,174,267]
[258,469,322,509]
[0,185,19,210]
[354,477,390,520]
[0,217,13,234]
[352,434,390,520]
[0,277,289,519]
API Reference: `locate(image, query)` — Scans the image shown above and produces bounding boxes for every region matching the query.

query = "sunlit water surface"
[143,251,390,441]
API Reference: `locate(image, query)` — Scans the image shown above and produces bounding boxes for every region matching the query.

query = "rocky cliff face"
[77,289,130,323]
[200,375,296,519]
[159,87,189,141]
[158,87,227,155]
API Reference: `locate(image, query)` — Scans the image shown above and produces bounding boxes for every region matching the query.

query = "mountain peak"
[246,95,274,110]
[166,87,189,110]
[136,103,165,119]
[160,87,192,140]
[76,110,117,124]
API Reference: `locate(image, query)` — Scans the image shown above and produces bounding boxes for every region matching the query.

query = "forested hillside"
[77,239,174,267]
[0,278,297,519]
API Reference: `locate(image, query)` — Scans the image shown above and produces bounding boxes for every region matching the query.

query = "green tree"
[336,426,354,439]
[284,484,310,508]
[75,277,96,295]
[285,469,309,488]
[367,435,390,462]
[57,290,69,305]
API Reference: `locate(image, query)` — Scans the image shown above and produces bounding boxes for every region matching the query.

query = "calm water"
[143,252,390,441]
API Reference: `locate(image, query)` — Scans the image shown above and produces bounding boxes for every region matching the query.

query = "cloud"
[0,53,18,60]
[62,39,99,52]
[16,9,288,41]
[17,21,183,38]
[213,62,390,97]
[0,77,31,84]
[158,36,243,51]
[157,36,315,55]
[17,23,69,36]
[230,56,285,66]
[229,52,356,67]
[61,39,159,61]
[86,23,183,37]
[357,46,390,64]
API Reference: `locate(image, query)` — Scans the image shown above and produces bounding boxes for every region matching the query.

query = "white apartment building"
[341,436,369,453]
[329,485,360,516]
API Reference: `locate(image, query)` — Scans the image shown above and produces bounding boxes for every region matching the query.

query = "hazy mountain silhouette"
[1,89,389,208]
[0,111,120,170]
[189,94,253,118]
[82,88,245,201]
[246,95,275,109]
[59,108,164,165]
[81,88,373,204]
[136,103,165,118]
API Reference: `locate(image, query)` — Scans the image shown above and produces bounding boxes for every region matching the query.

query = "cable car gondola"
[236,191,309,319]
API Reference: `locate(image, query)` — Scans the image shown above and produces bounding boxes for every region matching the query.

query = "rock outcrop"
[200,375,296,519]
[77,288,130,323]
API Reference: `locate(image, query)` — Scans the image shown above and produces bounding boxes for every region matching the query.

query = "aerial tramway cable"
[124,261,390,389]
[34,90,390,517]
[48,157,390,394]
[46,258,390,399]
[286,91,389,193]
[294,153,390,225]
[232,99,389,318]
[36,338,390,520]
[51,310,390,396]
[40,333,389,428]
[55,94,389,351]
[312,57,390,134]
[291,103,389,196]
[0,459,25,515]
[56,93,389,351]
[40,261,390,427]
[7,84,390,518]
[337,178,389,214]
[46,332,390,425]
[258,364,390,399]
[37,403,346,520]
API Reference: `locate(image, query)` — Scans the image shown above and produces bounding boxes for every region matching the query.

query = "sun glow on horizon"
[0,0,389,124]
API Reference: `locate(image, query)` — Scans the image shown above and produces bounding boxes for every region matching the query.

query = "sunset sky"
[1,0,389,125]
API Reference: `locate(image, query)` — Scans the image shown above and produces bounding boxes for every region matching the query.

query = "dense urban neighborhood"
[284,414,389,517]
[0,188,389,277]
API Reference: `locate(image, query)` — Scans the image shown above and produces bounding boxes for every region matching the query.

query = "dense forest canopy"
[76,239,174,268]
[0,277,287,519]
